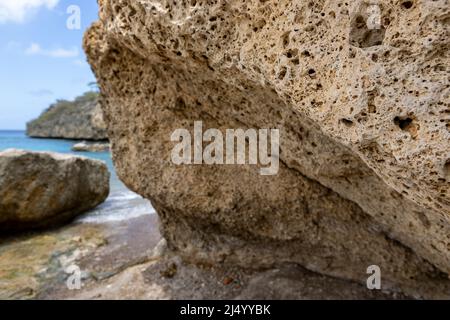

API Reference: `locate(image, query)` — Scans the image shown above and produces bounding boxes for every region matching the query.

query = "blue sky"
[0,0,99,130]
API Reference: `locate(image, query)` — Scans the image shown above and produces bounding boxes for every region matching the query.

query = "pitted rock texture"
[0,149,110,231]
[27,92,108,141]
[84,0,450,297]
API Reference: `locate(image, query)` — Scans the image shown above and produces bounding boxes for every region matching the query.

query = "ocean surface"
[0,130,155,223]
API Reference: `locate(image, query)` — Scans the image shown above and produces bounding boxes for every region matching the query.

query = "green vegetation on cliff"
[38,91,99,121]
[27,92,108,141]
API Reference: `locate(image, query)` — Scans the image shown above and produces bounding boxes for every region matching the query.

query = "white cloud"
[0,0,59,24]
[25,43,41,55]
[25,42,79,58]
[5,41,21,51]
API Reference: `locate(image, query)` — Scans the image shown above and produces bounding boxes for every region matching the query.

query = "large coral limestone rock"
[84,0,450,297]
[0,149,110,230]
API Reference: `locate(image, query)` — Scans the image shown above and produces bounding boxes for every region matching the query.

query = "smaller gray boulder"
[72,141,110,152]
[0,149,110,231]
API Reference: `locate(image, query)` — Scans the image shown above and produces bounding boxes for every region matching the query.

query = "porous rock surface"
[84,0,450,297]
[0,149,109,230]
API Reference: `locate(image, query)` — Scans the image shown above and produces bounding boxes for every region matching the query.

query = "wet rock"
[0,214,160,300]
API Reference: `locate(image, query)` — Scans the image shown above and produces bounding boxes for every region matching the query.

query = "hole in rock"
[302,50,311,57]
[308,68,316,77]
[340,118,354,127]
[285,49,298,59]
[278,67,287,80]
[402,1,413,9]
[175,97,186,109]
[282,32,290,48]
[394,116,413,130]
[444,159,450,179]
[349,15,386,48]
[394,116,419,138]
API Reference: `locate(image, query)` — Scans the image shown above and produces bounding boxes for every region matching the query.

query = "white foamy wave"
[76,190,156,224]
[79,204,155,223]
[108,192,143,201]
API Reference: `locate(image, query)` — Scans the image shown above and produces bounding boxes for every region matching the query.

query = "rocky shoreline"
[0,214,158,299]
[26,92,108,141]
[0,214,412,300]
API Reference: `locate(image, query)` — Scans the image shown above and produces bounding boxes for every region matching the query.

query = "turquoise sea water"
[0,130,154,223]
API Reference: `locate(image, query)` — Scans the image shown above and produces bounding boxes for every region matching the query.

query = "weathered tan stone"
[84,0,450,297]
[0,149,109,230]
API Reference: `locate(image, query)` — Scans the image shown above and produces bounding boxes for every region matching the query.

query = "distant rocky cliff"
[26,92,108,141]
